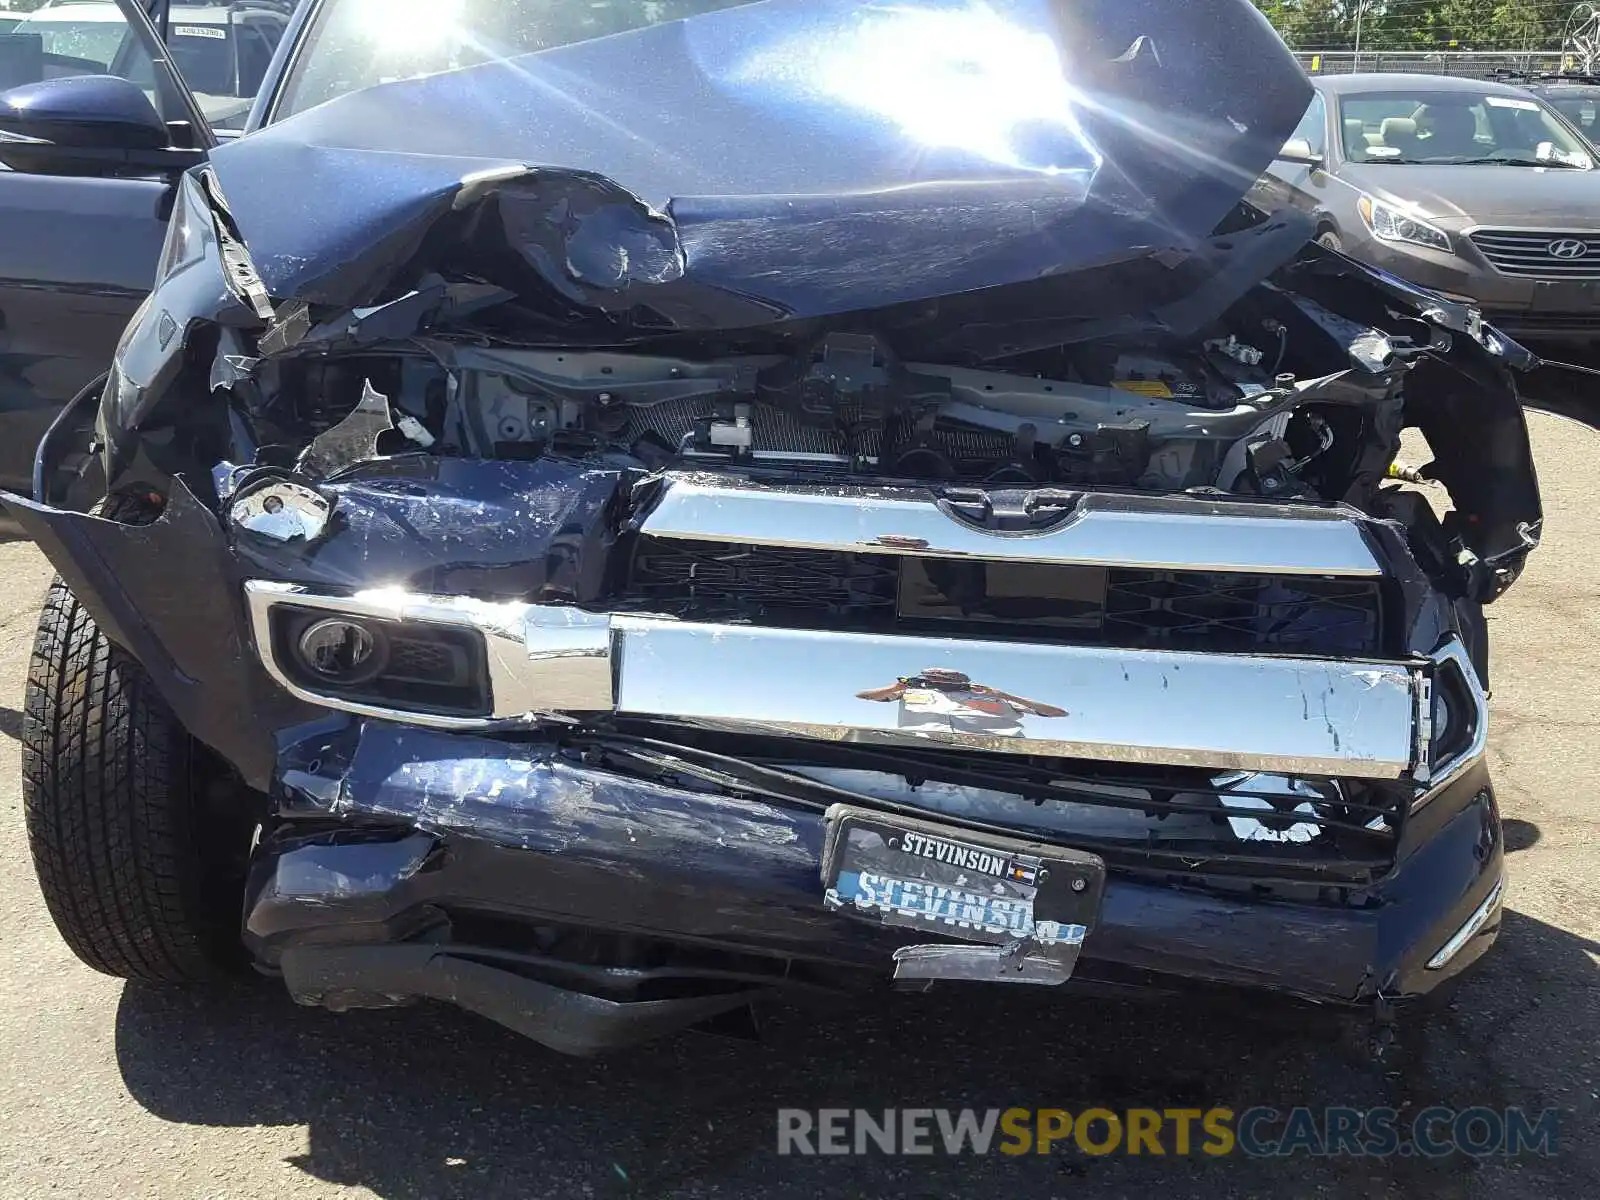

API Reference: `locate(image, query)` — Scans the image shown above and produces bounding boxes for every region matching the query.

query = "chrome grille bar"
[633,474,1384,577]
[244,582,1456,780]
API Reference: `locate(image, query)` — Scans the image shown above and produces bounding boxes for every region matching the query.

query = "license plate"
[821,806,1105,984]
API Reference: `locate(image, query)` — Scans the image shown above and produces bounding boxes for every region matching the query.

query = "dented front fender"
[2,481,320,790]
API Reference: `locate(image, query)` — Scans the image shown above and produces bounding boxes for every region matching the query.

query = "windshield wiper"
[1449,156,1586,168]
[1362,154,1586,168]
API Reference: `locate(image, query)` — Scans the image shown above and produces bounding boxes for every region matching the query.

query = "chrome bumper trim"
[247,582,1430,779]
[1425,876,1505,970]
[634,474,1385,577]
[610,622,1417,777]
[245,582,610,731]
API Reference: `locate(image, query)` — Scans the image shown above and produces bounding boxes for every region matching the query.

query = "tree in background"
[1252,0,1573,51]
[1255,0,1358,49]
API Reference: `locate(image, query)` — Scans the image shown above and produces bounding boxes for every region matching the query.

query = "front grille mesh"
[387,637,459,683]
[1105,570,1382,655]
[1470,228,1600,279]
[629,542,900,617]
[623,539,1384,656]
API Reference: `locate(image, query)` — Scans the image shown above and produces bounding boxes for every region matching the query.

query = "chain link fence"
[1297,50,1580,80]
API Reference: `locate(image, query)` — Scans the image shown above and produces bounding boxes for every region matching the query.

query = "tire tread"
[21,516,223,984]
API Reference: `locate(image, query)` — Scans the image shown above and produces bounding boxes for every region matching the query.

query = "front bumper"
[247,720,1505,1054]
[2,465,1505,1053]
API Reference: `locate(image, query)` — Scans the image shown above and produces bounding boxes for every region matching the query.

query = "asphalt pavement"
[0,413,1595,1199]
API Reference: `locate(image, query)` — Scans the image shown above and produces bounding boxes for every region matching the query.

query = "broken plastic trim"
[197,168,275,324]
[277,943,763,1056]
[1411,638,1489,806]
[0,479,322,791]
[1424,876,1504,970]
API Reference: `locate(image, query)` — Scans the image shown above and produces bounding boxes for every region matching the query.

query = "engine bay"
[257,311,1403,507]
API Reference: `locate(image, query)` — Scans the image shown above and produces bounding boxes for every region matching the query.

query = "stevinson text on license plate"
[820,806,1104,983]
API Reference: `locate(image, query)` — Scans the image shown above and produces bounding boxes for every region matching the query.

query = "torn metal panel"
[229,456,625,600]
[1273,253,1545,589]
[258,301,313,358]
[295,380,396,479]
[106,170,260,435]
[286,283,517,355]
[1,480,321,790]
[207,328,261,393]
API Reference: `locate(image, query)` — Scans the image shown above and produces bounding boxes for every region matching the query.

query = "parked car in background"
[1255,73,1600,348]
[0,0,286,517]
[0,0,1589,1061]
[1492,71,1600,149]
[6,0,288,130]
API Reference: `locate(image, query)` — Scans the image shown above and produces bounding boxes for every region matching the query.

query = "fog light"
[297,618,387,684]
[265,600,494,719]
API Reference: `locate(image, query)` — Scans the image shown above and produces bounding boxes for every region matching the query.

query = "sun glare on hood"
[731,1,1099,175]
[347,0,467,53]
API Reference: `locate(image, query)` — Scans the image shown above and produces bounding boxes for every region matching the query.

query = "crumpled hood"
[209,0,1309,333]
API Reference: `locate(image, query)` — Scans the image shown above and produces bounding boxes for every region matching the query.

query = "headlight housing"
[1358,195,1454,254]
[104,171,233,432]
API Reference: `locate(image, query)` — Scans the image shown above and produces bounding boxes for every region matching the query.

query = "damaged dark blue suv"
[2,0,1585,1057]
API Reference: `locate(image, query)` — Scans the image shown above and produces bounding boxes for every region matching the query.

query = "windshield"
[277,0,763,119]
[1337,90,1593,167]
[1547,93,1600,141]
[13,18,128,69]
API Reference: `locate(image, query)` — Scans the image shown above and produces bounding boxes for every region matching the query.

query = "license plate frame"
[820,805,1105,982]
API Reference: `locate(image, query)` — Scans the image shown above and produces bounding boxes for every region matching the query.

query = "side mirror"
[0,74,168,147]
[1277,137,1324,167]
[0,75,200,174]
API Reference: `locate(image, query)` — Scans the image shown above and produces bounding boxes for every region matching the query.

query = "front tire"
[1317,230,1344,252]
[22,562,244,983]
